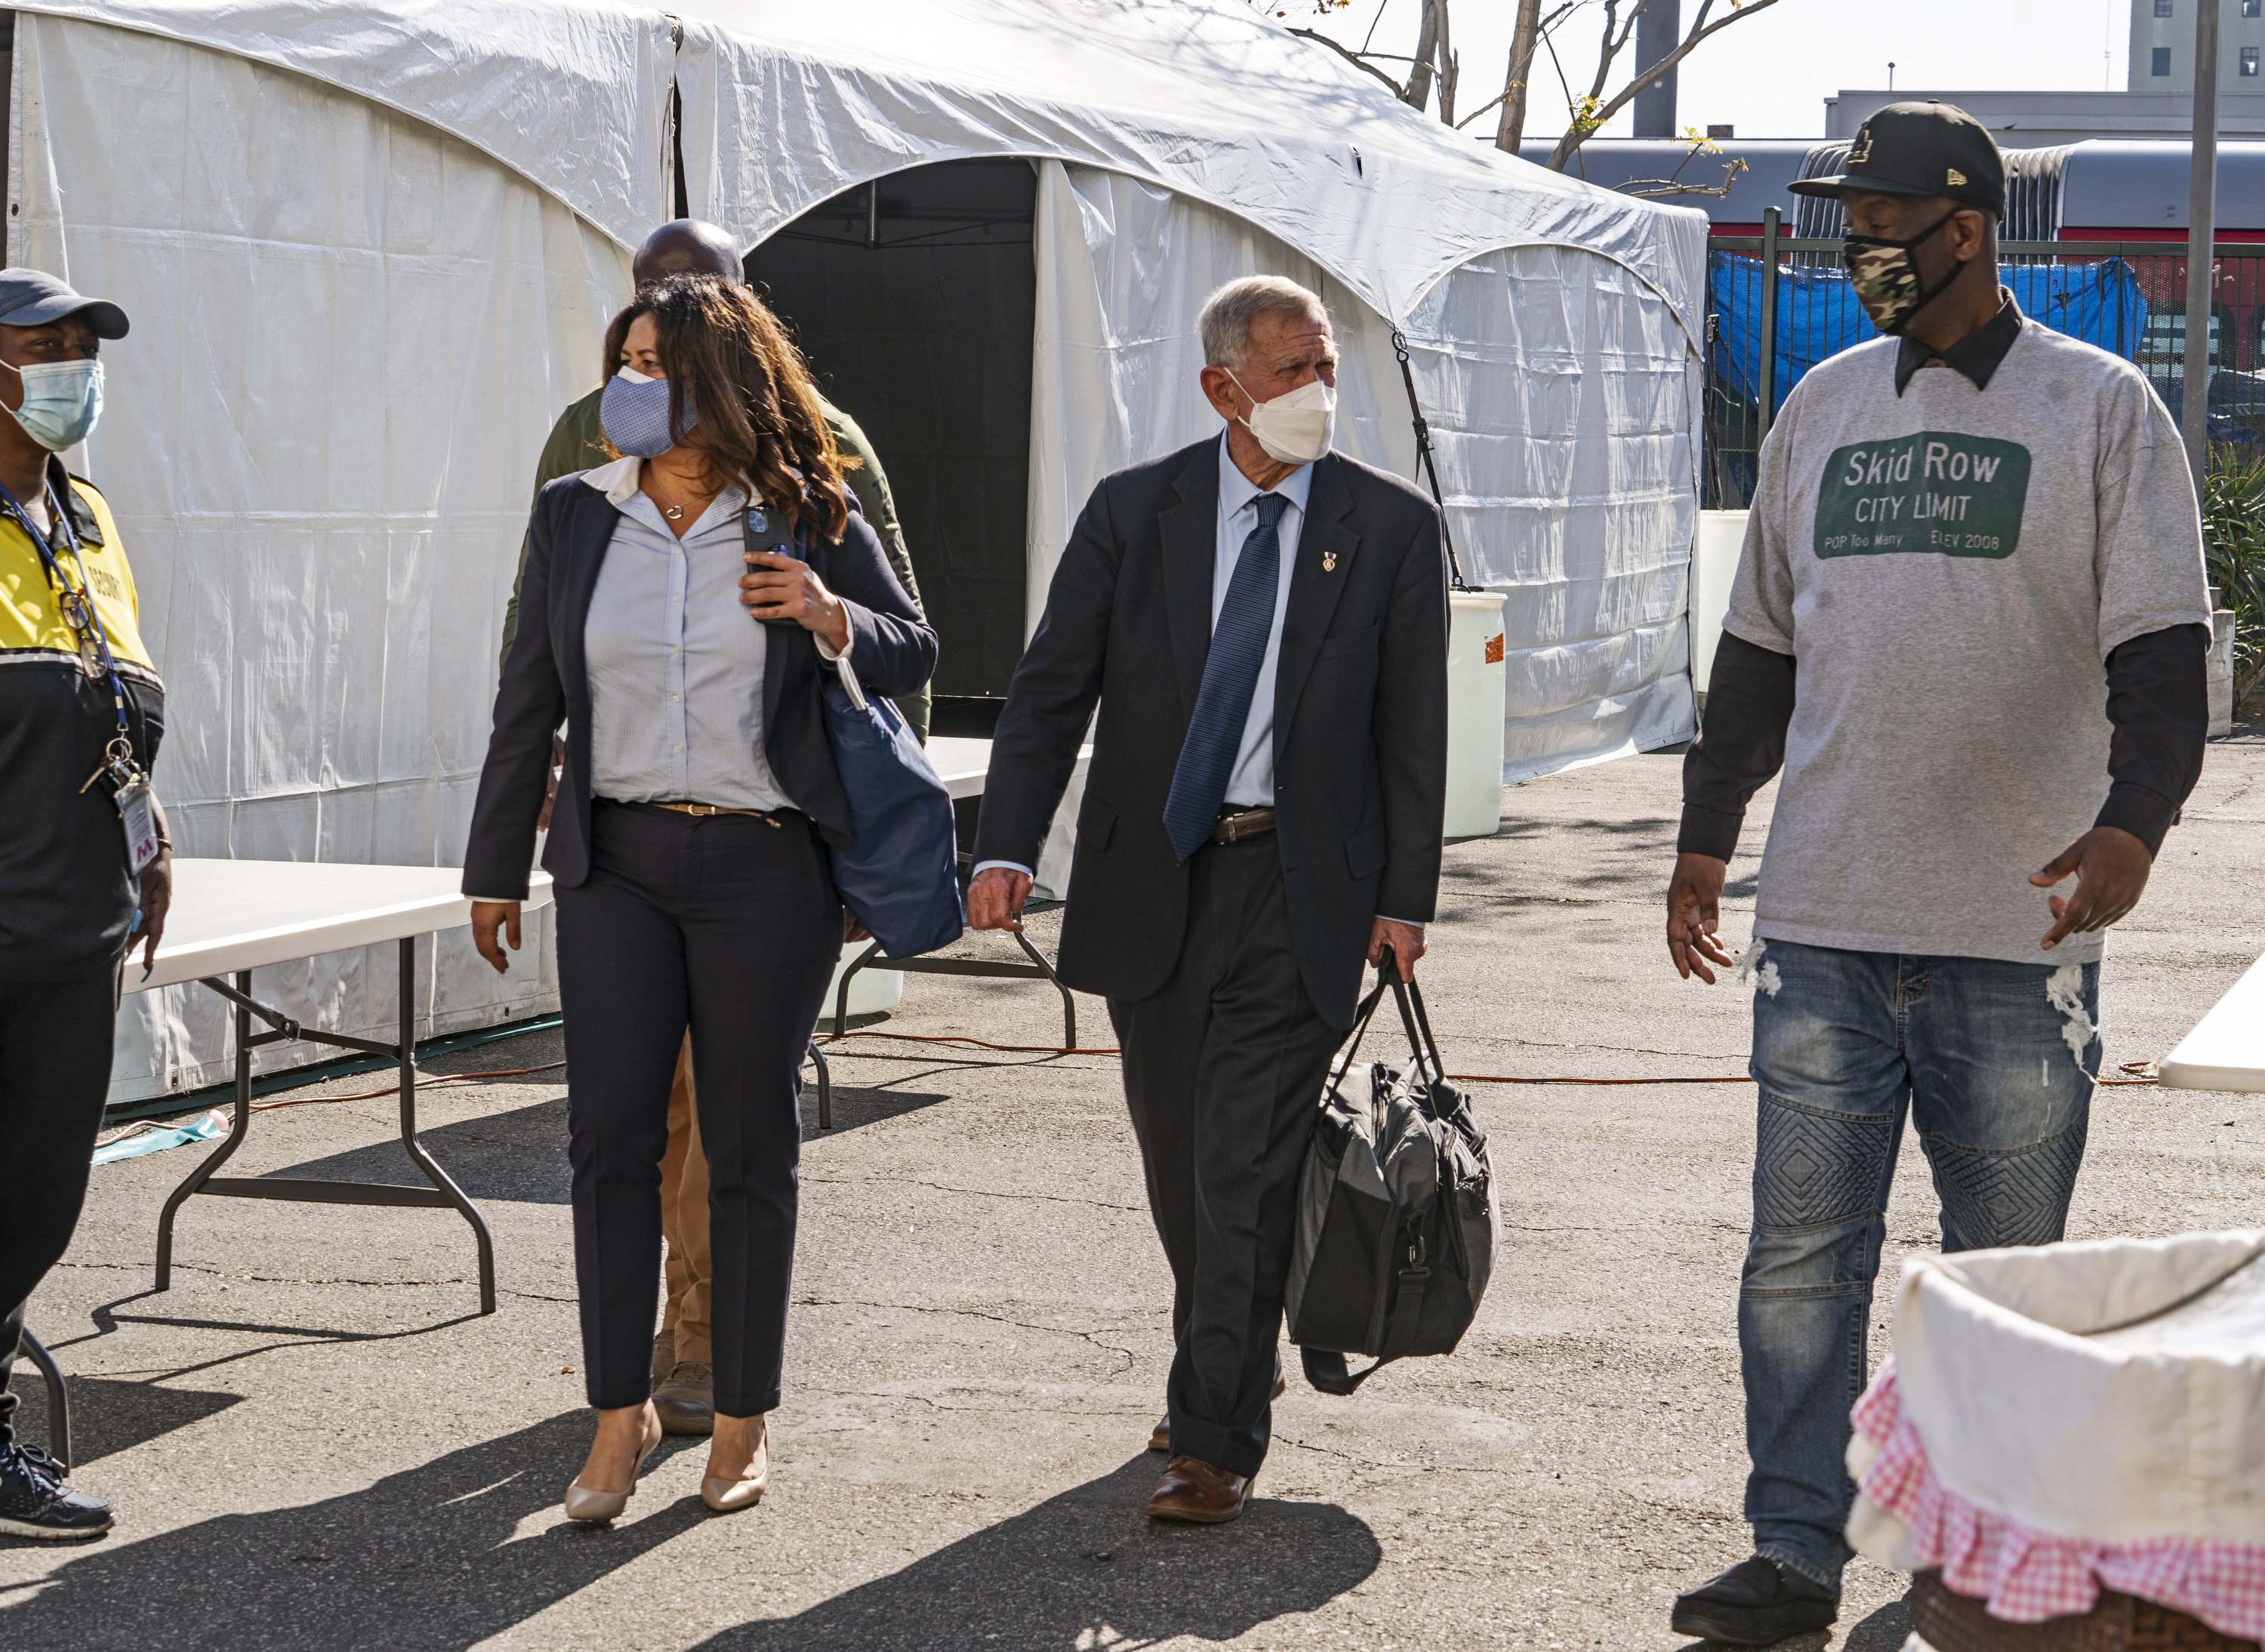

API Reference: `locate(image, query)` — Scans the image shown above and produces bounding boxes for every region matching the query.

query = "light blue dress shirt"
[581,455,790,812]
[1213,430,1311,807]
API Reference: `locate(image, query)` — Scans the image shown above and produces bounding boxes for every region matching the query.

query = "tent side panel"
[1404,244,1697,783]
[14,14,633,1102]
[1025,160,1410,635]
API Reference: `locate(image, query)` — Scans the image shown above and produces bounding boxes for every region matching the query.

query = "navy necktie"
[1163,492,1287,862]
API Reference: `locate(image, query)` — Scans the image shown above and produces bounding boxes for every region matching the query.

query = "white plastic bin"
[1691,510,1748,700]
[1445,589,1508,838]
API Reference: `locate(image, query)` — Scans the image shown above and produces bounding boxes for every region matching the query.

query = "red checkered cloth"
[1852,1360,2265,1641]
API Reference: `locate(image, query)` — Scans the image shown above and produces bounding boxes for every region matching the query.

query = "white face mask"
[1225,369,1336,467]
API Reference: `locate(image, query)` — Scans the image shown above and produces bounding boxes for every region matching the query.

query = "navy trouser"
[1110,838,1344,1480]
[0,967,117,1447]
[555,800,841,1419]
[1738,938,2100,1589]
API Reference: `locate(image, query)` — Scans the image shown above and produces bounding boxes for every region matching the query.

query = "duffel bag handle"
[1374,954,1448,1090]
[1321,967,1396,1099]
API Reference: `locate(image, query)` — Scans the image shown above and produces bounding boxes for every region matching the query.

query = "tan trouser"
[658,1032,712,1364]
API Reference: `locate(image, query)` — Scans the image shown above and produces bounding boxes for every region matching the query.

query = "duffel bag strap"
[1300,1345,1397,1396]
[1321,972,1394,1100]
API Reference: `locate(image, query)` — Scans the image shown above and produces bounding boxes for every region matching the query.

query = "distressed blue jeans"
[1738,938,2100,1590]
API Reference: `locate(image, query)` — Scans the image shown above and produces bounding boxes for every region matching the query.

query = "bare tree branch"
[1545,0,1783,171]
[1288,26,1410,99]
[1406,0,1443,112]
[1494,0,1546,153]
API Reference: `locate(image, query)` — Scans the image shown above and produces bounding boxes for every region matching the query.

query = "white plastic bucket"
[1445,589,1508,838]
[826,938,903,1018]
[1691,510,1748,699]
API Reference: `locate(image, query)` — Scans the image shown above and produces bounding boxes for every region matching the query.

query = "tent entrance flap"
[747,159,1038,700]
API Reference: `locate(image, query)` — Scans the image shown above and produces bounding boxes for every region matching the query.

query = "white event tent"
[8,0,1706,1103]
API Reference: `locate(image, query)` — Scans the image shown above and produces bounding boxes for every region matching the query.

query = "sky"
[1290,0,2134,142]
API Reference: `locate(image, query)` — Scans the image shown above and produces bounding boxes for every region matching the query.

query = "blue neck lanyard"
[0,475,137,770]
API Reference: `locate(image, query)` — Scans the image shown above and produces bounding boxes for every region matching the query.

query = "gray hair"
[1198,276,1330,371]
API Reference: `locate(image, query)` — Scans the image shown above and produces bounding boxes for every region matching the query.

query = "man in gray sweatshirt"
[1665,103,2212,1645]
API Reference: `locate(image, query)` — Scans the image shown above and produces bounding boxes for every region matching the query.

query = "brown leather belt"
[1211,807,1277,844]
[650,801,784,826]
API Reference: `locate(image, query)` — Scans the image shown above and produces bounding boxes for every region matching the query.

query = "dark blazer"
[461,473,938,902]
[972,439,1448,1029]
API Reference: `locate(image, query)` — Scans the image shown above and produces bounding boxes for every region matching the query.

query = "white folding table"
[825,736,1092,1047]
[2159,951,2265,1093]
[133,860,556,1315]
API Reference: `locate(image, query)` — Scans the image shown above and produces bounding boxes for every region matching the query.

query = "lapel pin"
[1322,550,1337,572]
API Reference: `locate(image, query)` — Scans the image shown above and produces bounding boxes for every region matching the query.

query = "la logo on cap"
[1849,129,1873,162]
[1947,167,1968,185]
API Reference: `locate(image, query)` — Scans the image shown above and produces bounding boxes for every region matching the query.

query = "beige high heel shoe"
[562,1403,664,1523]
[701,1417,769,1514]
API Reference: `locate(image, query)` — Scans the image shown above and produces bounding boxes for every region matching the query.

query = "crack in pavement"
[803,1173,1142,1213]
[793,1296,1145,1374]
[54,1259,486,1290]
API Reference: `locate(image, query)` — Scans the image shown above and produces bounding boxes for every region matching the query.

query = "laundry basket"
[1851,1232,2265,1651]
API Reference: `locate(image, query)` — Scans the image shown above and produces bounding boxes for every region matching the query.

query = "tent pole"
[2182,0,2220,489]
[1391,328,1472,591]
[1757,206,1780,446]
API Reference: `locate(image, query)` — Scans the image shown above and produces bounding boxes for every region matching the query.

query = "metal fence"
[1703,214,2265,509]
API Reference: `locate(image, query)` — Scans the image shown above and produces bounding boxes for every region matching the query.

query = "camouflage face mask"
[1843,209,1961,336]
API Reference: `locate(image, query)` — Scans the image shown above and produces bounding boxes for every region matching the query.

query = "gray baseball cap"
[0,267,128,337]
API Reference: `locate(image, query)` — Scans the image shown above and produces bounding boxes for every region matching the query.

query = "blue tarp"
[1710,254,2150,418]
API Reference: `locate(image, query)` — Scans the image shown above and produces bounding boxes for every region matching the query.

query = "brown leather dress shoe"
[1145,1455,1252,1524]
[1148,1370,1288,1453]
[653,1359,715,1436]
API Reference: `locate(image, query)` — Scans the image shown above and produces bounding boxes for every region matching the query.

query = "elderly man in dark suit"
[969,274,1448,1524]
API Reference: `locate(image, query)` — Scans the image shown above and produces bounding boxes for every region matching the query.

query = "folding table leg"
[1012,929,1078,1049]
[155,969,257,1293]
[15,1327,70,1472]
[834,939,887,1038]
[807,1040,830,1131]
[392,938,497,1315]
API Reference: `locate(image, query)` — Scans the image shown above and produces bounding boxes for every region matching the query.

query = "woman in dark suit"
[462,274,936,1521]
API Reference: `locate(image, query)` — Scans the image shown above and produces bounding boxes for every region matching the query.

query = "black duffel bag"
[1284,956,1497,1395]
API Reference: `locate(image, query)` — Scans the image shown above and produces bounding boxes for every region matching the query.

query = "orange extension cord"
[239,1043,2162,1113]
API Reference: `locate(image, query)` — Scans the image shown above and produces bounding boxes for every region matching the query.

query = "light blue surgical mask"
[599,365,692,458]
[2,356,103,452]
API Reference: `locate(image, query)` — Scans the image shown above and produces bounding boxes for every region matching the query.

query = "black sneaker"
[0,1443,113,1540]
[1670,1554,1838,1645]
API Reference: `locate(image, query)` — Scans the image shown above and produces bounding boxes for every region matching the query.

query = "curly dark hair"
[599,273,852,543]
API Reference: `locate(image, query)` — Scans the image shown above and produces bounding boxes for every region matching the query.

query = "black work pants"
[0,967,118,1447]
[1109,837,1344,1479]
[555,801,841,1418]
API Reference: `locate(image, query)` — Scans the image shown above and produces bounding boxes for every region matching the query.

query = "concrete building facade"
[2130,0,2265,95]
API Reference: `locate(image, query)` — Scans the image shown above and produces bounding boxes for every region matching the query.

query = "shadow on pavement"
[4,1374,241,1468]
[262,1085,950,1204]
[691,1453,1381,1650]
[0,1411,705,1644]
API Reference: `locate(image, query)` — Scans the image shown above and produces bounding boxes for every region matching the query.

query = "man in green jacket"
[498,220,930,742]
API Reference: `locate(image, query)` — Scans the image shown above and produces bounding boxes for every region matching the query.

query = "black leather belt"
[1211,807,1277,844]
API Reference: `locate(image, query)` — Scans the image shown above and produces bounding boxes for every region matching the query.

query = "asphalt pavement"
[7,727,2262,1650]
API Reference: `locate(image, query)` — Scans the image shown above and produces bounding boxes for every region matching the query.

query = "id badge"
[116,775,160,876]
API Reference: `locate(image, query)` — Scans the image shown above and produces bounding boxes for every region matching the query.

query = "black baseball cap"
[1789,100,2006,219]
[0,267,128,337]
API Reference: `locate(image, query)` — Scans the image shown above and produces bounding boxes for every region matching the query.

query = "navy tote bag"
[749,510,963,960]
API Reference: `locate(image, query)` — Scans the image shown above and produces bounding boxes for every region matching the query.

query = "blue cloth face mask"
[2,357,103,452]
[599,365,692,458]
